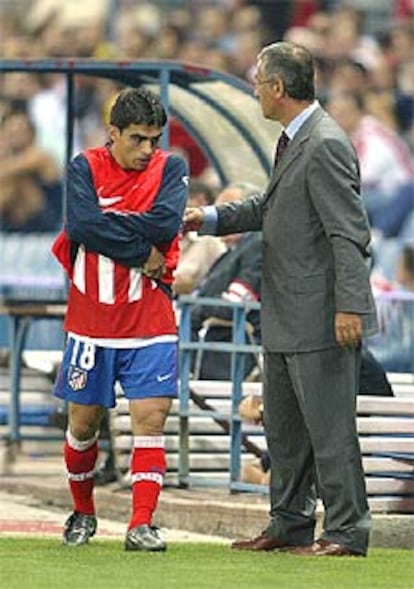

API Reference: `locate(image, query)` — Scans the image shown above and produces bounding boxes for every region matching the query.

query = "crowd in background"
[0,0,413,371]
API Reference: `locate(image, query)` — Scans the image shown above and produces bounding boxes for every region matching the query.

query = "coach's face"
[253,57,285,123]
[109,123,162,171]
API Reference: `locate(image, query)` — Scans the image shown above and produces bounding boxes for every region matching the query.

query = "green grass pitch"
[0,538,413,589]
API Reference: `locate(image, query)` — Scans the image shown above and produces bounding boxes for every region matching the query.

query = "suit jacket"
[215,106,378,352]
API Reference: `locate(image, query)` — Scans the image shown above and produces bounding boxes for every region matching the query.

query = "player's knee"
[68,412,100,441]
[68,404,104,440]
[130,398,171,435]
[69,422,98,441]
[137,410,168,436]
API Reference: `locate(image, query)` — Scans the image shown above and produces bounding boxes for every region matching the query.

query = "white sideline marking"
[0,492,228,543]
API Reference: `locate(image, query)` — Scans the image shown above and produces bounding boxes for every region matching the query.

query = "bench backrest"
[109,379,414,513]
[0,232,66,350]
[0,233,65,301]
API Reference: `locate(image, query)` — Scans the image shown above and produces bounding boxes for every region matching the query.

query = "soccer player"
[52,87,189,551]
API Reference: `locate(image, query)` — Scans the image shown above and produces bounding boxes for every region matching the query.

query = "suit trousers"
[262,346,371,555]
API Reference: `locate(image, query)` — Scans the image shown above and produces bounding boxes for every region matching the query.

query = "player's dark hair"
[259,41,315,101]
[110,88,167,131]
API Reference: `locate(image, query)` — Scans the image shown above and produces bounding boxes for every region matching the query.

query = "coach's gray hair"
[259,41,315,101]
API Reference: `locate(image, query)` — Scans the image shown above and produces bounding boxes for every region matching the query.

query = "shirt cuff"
[200,206,218,235]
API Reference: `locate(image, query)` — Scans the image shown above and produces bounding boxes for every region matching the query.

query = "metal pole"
[159,67,170,149]
[230,305,245,488]
[63,72,75,221]
[178,300,191,487]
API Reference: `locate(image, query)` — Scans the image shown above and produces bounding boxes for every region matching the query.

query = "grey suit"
[214,106,378,554]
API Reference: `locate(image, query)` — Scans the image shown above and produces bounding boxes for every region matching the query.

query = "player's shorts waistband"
[67,332,178,349]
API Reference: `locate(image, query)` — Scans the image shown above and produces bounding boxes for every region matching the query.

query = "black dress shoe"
[289,539,365,557]
[231,533,290,551]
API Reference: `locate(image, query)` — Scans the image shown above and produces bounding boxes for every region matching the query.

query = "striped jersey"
[52,145,189,340]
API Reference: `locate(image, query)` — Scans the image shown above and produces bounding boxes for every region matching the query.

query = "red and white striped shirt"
[53,146,188,343]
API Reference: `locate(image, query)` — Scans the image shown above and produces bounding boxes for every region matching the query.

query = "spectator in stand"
[373,181,414,240]
[169,118,210,179]
[367,242,414,373]
[375,23,414,137]
[190,182,262,381]
[327,57,369,95]
[173,180,226,296]
[239,343,394,486]
[396,56,414,152]
[324,5,382,70]
[397,243,414,291]
[327,90,414,230]
[0,107,62,232]
[238,394,270,486]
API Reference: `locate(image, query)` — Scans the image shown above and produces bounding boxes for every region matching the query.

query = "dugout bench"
[176,296,414,513]
[108,295,414,513]
[0,301,66,448]
[0,232,67,452]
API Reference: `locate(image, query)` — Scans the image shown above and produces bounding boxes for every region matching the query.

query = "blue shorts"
[54,336,178,408]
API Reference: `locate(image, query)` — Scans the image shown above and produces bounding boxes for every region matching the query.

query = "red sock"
[129,437,166,529]
[64,435,98,516]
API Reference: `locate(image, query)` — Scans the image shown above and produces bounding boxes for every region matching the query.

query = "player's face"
[109,123,163,170]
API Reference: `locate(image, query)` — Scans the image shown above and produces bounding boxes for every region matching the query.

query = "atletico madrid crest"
[68,366,88,391]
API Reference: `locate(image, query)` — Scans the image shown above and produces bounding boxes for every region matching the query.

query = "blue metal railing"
[368,291,414,374]
[177,293,414,493]
[177,295,261,490]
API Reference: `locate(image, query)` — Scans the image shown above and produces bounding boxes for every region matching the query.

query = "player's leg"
[53,336,117,545]
[62,402,104,545]
[125,396,172,551]
[119,342,177,551]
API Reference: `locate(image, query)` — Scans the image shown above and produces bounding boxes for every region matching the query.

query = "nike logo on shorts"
[157,373,172,382]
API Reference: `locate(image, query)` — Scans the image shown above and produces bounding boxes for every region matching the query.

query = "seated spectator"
[367,243,414,372]
[397,243,414,291]
[173,180,226,295]
[373,181,414,239]
[0,108,62,232]
[241,451,271,487]
[325,6,382,70]
[327,57,369,95]
[190,182,262,381]
[238,395,270,485]
[358,346,395,396]
[239,346,394,485]
[169,119,210,179]
[327,90,414,230]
